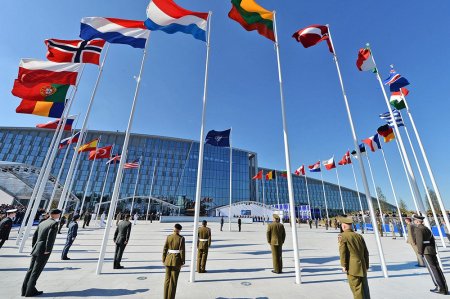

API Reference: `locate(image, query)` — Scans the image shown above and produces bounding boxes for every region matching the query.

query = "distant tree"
[376,186,391,213]
[399,198,409,215]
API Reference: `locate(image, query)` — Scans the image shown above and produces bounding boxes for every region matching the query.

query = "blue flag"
[383,68,410,92]
[205,129,231,147]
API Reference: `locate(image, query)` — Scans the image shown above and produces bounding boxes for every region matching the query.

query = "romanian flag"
[265,170,276,180]
[252,169,263,180]
[377,125,395,143]
[16,99,65,118]
[78,138,99,152]
[228,0,275,41]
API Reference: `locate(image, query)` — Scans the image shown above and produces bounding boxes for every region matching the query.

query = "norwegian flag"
[295,165,305,176]
[124,159,140,169]
[45,39,106,65]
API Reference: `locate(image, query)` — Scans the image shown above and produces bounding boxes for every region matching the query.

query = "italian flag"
[356,48,376,72]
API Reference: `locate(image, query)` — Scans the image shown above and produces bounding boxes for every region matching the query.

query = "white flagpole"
[380,148,407,241]
[275,172,280,208]
[394,138,419,212]
[79,137,101,214]
[334,164,345,214]
[59,43,110,210]
[319,170,330,221]
[350,161,364,214]
[229,128,233,231]
[262,175,266,225]
[146,159,157,221]
[273,11,301,284]
[130,156,142,216]
[401,92,450,234]
[96,39,149,275]
[403,126,446,246]
[327,29,387,277]
[364,154,386,232]
[96,145,115,221]
[304,172,312,219]
[190,12,212,283]
[175,142,193,196]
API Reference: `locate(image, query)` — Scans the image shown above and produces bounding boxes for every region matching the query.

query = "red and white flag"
[45,39,106,65]
[88,145,112,160]
[338,151,352,166]
[124,159,140,169]
[323,157,336,170]
[17,59,81,85]
[295,165,305,176]
[292,25,334,53]
[106,155,121,165]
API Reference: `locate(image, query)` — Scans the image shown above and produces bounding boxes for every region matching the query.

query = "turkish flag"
[88,145,112,160]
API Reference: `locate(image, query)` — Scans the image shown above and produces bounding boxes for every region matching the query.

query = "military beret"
[413,214,425,220]
[50,209,62,215]
[273,214,280,219]
[337,216,354,224]
[175,223,182,230]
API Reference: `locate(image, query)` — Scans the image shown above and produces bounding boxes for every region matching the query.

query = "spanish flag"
[78,138,99,152]
[265,170,276,180]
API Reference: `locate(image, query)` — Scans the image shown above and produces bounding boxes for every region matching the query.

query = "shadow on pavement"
[0,267,81,272]
[39,288,149,297]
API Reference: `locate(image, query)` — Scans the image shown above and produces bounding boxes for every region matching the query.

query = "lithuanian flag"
[265,170,276,180]
[78,138,99,152]
[228,0,275,41]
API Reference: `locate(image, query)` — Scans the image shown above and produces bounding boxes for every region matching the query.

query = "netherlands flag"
[145,0,209,42]
[308,161,321,173]
[80,17,150,49]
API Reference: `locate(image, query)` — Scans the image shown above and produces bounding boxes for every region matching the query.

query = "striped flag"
[362,134,382,152]
[124,159,140,169]
[379,109,404,127]
[295,165,305,176]
[106,155,121,165]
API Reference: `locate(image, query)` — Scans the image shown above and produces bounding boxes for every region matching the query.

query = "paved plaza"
[0,221,448,298]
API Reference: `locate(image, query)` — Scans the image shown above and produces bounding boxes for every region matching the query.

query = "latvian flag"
[292,24,334,53]
[45,39,106,65]
[308,161,321,173]
[323,157,336,170]
[295,165,305,176]
[362,134,382,152]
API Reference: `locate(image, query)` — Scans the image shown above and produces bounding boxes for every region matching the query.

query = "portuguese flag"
[11,80,69,103]
[16,99,65,118]
[228,0,275,41]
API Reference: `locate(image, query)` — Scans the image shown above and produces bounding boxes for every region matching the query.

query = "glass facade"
[0,127,381,215]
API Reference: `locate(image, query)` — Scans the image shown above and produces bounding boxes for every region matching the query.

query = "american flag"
[124,159,140,169]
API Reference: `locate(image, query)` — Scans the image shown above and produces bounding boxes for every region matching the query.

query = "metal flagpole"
[59,43,110,210]
[401,92,450,234]
[403,126,446,246]
[350,161,364,214]
[130,156,142,215]
[319,170,329,221]
[335,163,345,214]
[96,39,149,275]
[262,174,266,225]
[175,142,193,196]
[380,148,407,241]
[229,128,233,231]
[275,172,280,208]
[304,172,312,219]
[79,137,101,214]
[96,145,115,221]
[365,154,386,232]
[327,29,387,277]
[273,11,301,284]
[146,159,157,221]
[190,12,212,283]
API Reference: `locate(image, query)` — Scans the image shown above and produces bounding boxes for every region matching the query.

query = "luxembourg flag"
[362,134,382,152]
[144,0,209,42]
[323,157,336,170]
[80,17,150,49]
[308,161,321,173]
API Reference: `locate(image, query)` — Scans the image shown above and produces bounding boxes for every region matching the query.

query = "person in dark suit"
[238,217,242,232]
[113,214,132,269]
[22,209,61,297]
[66,212,73,228]
[61,215,79,260]
[220,216,224,231]
[0,209,16,249]
[57,215,66,234]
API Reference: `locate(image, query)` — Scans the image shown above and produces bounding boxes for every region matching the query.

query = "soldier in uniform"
[267,214,286,274]
[238,217,242,232]
[197,220,211,273]
[22,209,61,297]
[412,214,448,295]
[338,216,370,299]
[61,215,79,260]
[162,223,185,299]
[404,217,425,267]
[113,214,132,269]
[0,208,16,249]
[220,216,224,231]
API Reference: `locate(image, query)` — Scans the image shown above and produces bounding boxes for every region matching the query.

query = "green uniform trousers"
[411,244,425,266]
[347,274,370,299]
[22,254,50,296]
[271,245,283,273]
[164,265,181,299]
[197,248,208,273]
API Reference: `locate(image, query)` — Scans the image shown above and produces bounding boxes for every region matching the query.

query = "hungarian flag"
[265,170,276,180]
[78,138,99,152]
[252,169,263,180]
[45,39,106,65]
[292,25,334,53]
[308,161,321,172]
[17,59,81,85]
[280,171,288,178]
[11,80,69,102]
[88,145,112,160]
[323,157,336,170]
[356,48,376,72]
[16,99,65,118]
[377,125,395,143]
[106,154,121,165]
[37,118,74,131]
[295,165,305,176]
[390,88,409,110]
[59,131,80,149]
[338,151,352,165]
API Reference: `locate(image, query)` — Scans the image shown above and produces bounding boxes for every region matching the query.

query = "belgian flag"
[265,170,276,180]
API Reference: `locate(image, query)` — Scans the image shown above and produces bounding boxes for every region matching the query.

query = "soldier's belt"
[423,241,431,244]
[199,239,208,242]
[168,250,180,254]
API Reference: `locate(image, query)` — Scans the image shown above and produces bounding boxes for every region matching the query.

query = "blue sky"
[2,0,450,211]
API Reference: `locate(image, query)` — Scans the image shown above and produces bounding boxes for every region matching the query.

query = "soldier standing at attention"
[338,216,370,299]
[22,209,61,297]
[0,208,16,249]
[412,214,448,295]
[197,220,211,273]
[220,216,224,231]
[163,223,185,299]
[61,215,79,260]
[405,217,425,267]
[238,217,242,232]
[267,214,286,274]
[113,214,132,269]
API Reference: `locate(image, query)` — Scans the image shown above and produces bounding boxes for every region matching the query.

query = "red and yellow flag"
[78,138,99,152]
